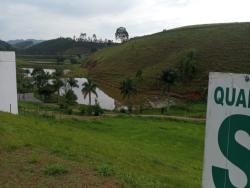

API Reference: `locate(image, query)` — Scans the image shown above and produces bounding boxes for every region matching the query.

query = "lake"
[21,68,116,110]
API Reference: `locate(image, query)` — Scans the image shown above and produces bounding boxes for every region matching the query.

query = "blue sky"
[0,0,250,41]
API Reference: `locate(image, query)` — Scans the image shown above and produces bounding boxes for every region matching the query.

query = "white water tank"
[0,51,18,114]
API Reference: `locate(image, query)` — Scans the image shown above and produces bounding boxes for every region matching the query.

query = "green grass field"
[0,112,205,187]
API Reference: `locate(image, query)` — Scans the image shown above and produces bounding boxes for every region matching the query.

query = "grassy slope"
[0,40,14,51]
[86,22,250,101]
[0,112,204,187]
[18,38,112,55]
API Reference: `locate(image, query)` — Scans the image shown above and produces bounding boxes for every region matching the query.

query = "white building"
[0,52,18,114]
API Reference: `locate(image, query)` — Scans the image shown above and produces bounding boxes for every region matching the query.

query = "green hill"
[85,22,250,102]
[0,40,14,51]
[19,38,114,56]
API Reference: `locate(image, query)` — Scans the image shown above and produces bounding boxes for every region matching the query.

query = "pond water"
[21,68,115,110]
[65,78,115,110]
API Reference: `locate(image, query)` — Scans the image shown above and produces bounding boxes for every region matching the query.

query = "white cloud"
[0,0,250,41]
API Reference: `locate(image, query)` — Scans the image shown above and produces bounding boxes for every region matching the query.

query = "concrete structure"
[0,52,18,114]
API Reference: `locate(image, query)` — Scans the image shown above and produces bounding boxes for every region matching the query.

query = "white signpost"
[0,51,18,114]
[203,72,250,188]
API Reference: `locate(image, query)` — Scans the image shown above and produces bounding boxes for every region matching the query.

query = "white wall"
[0,52,18,114]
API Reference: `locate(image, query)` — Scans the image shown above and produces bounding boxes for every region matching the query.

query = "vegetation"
[18,37,115,56]
[120,78,137,111]
[160,69,178,93]
[86,22,250,102]
[43,164,68,176]
[0,112,204,187]
[0,40,13,51]
[177,50,197,82]
[81,78,98,105]
[115,27,129,43]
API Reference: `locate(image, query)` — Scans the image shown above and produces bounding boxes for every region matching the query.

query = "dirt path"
[21,108,205,123]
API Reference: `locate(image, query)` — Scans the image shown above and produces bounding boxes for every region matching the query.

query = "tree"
[178,50,197,82]
[17,69,33,99]
[53,68,63,78]
[31,68,50,90]
[67,78,79,90]
[81,78,98,105]
[38,83,55,102]
[135,70,143,81]
[115,27,129,43]
[120,78,137,112]
[64,89,77,105]
[93,34,97,42]
[160,69,178,112]
[70,57,78,64]
[31,68,54,101]
[160,69,178,93]
[52,79,64,102]
[79,33,87,41]
[56,56,65,64]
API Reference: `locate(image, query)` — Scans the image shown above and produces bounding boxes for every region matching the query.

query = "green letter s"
[212,115,250,188]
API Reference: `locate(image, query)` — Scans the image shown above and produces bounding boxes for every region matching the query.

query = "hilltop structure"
[0,51,18,114]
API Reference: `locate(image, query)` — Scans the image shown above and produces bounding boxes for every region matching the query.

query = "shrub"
[97,164,115,177]
[120,108,128,113]
[29,155,39,164]
[93,103,104,116]
[43,164,68,176]
[86,106,94,116]
[79,106,86,115]
[66,108,73,115]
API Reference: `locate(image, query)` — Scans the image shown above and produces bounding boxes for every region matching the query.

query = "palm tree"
[120,78,137,112]
[81,78,98,105]
[67,78,79,90]
[120,78,137,99]
[53,78,64,103]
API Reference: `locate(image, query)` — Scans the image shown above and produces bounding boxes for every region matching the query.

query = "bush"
[120,108,127,113]
[70,58,78,64]
[86,106,94,116]
[79,106,86,115]
[66,108,73,115]
[97,164,114,177]
[93,103,104,116]
[80,104,103,116]
[43,164,68,176]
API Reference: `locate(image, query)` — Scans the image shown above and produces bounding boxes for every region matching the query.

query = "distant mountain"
[18,37,114,55]
[0,40,14,51]
[8,39,44,49]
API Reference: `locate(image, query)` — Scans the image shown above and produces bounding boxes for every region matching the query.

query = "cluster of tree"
[18,37,114,56]
[17,68,103,115]
[56,54,83,64]
[73,33,114,44]
[119,50,198,113]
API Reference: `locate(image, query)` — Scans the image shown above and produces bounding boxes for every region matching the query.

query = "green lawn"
[0,112,204,187]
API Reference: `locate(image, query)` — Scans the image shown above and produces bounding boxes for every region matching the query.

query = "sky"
[0,0,250,41]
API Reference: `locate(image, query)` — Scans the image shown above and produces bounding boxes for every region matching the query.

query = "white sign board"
[203,72,250,188]
[0,51,18,114]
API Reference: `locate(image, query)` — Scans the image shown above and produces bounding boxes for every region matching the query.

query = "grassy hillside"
[0,112,204,187]
[8,39,44,49]
[18,38,114,55]
[0,40,14,51]
[86,22,250,102]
